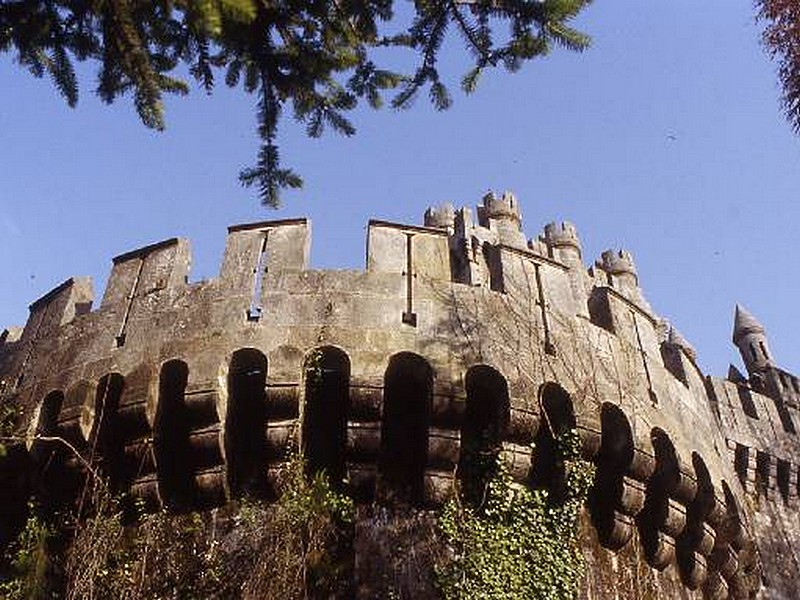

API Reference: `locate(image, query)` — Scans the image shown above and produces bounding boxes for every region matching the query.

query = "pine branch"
[0,0,594,207]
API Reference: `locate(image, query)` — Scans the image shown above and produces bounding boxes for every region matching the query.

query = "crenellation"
[597,248,640,301]
[477,190,527,249]
[220,218,310,290]
[102,238,190,309]
[423,202,455,231]
[478,190,521,223]
[24,277,94,339]
[543,220,582,261]
[668,327,697,363]
[526,236,549,257]
[0,327,23,347]
[3,190,800,599]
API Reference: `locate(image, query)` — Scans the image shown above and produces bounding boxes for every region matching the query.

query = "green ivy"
[0,401,21,458]
[437,429,595,600]
[59,454,355,598]
[0,508,57,600]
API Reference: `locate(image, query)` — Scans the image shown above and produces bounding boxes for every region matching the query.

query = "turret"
[477,191,527,249]
[423,203,455,231]
[542,221,588,318]
[543,221,582,266]
[597,249,639,300]
[733,304,774,375]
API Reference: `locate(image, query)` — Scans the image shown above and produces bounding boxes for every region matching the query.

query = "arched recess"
[636,428,681,570]
[379,352,433,505]
[32,391,67,504]
[720,481,745,551]
[302,346,350,487]
[32,390,64,464]
[65,379,94,448]
[154,360,195,511]
[715,481,756,599]
[588,403,635,550]
[459,365,510,503]
[529,382,576,505]
[93,373,125,491]
[676,453,717,589]
[225,348,269,499]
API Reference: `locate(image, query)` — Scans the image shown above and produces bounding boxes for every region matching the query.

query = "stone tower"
[732,304,774,375]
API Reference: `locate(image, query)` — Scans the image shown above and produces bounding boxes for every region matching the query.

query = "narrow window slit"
[248,233,269,321]
[401,233,417,326]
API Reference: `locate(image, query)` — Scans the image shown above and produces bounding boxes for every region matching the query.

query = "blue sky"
[1,0,798,378]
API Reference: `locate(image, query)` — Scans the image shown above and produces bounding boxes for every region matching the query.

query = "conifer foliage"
[0,0,592,207]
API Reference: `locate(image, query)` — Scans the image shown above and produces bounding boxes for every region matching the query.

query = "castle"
[0,192,798,598]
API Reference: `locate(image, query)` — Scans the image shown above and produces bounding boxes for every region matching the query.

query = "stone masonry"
[1,192,798,599]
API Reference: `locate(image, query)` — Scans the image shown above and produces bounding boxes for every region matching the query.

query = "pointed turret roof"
[732,304,765,344]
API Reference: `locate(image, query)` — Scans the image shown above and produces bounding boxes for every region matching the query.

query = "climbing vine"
[0,454,355,599]
[245,453,355,598]
[0,508,56,600]
[0,400,21,457]
[437,429,595,600]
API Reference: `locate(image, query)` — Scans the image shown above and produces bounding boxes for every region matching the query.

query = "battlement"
[667,327,697,363]
[0,191,798,599]
[0,194,745,407]
[479,190,521,223]
[598,248,638,279]
[543,220,582,252]
[423,202,456,230]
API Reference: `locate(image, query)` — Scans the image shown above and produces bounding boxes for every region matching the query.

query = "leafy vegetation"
[242,452,355,598]
[0,0,593,206]
[437,429,595,600]
[758,0,800,133]
[0,508,57,600]
[0,400,597,599]
[0,401,20,458]
[0,454,354,599]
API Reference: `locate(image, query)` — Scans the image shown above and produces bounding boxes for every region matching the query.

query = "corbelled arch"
[65,379,95,446]
[225,347,269,499]
[676,452,717,590]
[459,364,510,503]
[588,402,638,550]
[379,351,433,505]
[302,345,350,488]
[36,379,96,510]
[93,373,125,492]
[529,382,577,505]
[636,427,683,570]
[31,390,70,508]
[154,359,195,511]
[716,480,761,600]
[32,390,64,456]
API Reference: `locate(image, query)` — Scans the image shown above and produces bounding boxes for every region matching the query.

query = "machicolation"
[1,192,798,598]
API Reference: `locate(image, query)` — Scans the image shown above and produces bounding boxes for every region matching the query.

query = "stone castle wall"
[1,192,797,599]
